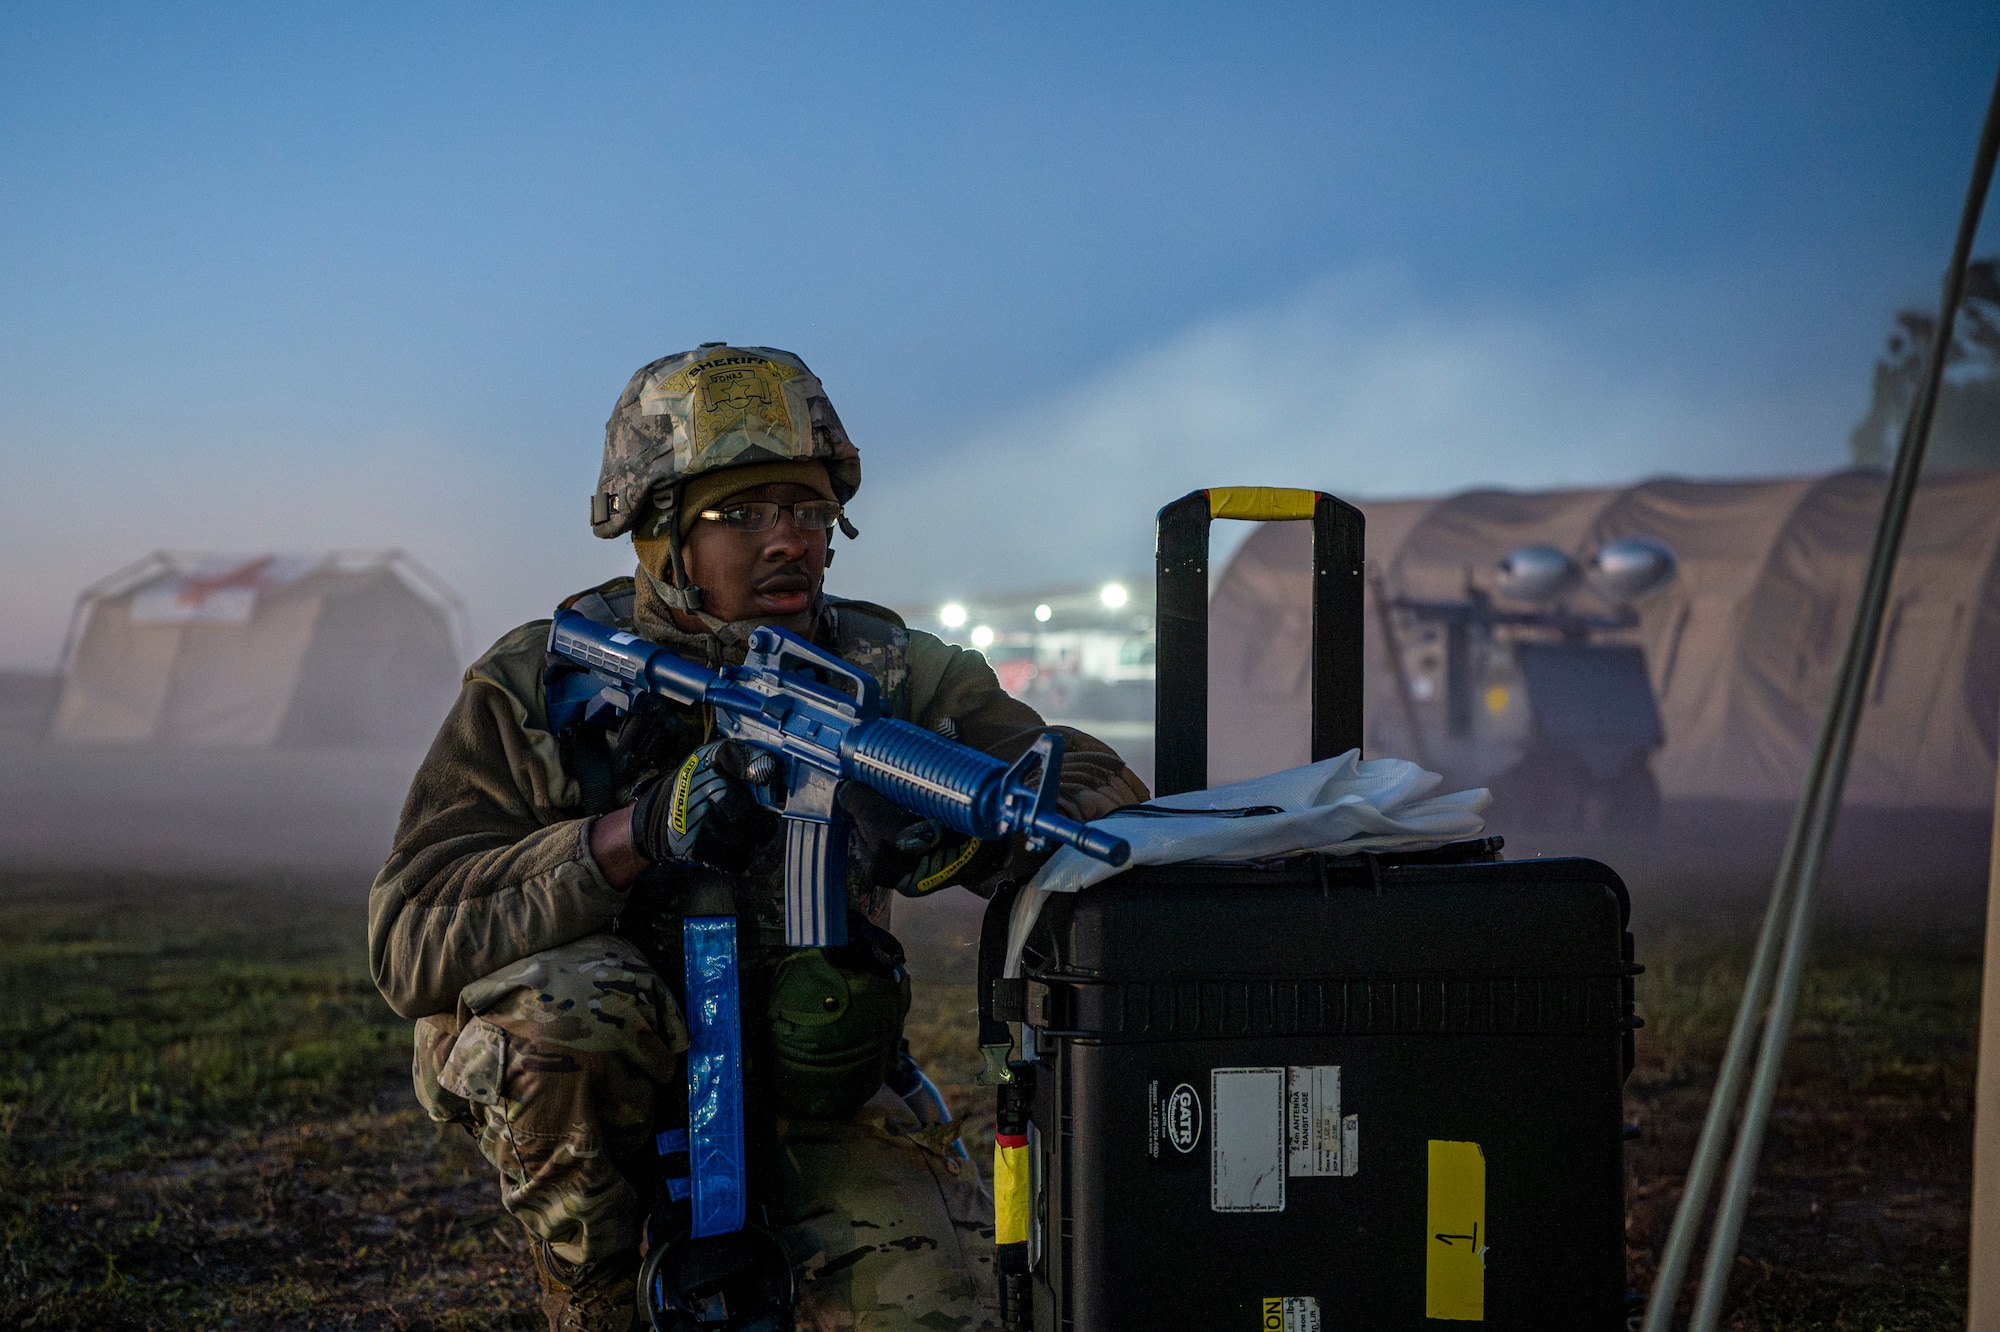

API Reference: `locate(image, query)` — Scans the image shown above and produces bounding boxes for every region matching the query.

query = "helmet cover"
[591,344,861,538]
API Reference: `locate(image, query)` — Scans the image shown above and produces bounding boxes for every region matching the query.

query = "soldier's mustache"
[753,564,813,593]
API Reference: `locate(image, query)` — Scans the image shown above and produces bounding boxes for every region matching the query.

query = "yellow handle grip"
[1206,486,1321,522]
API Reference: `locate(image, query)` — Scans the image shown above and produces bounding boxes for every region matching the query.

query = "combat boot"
[532,1243,641,1332]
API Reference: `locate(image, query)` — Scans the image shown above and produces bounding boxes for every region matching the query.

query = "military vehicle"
[1390,537,1677,831]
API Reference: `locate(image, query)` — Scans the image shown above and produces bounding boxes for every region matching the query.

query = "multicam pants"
[413,933,999,1331]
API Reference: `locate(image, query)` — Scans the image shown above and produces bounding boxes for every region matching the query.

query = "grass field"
[0,872,1983,1330]
[1627,922,1983,1330]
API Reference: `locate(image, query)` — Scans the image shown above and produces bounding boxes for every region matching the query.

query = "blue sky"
[3,3,1997,665]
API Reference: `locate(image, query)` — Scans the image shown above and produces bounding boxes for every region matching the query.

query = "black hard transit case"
[987,490,1636,1331]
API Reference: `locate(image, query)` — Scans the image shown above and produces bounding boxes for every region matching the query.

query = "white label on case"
[1211,1067,1286,1212]
[1342,1113,1360,1176]
[1286,1065,1342,1177]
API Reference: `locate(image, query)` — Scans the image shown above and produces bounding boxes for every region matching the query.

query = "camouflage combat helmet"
[590,344,861,540]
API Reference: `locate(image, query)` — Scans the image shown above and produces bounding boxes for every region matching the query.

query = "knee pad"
[766,932,911,1120]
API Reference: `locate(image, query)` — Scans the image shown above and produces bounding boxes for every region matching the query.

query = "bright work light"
[940,602,968,629]
[971,625,995,649]
[1034,603,1053,622]
[1099,583,1128,610]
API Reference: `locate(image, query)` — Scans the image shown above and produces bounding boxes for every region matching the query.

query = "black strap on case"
[1154,488,1366,797]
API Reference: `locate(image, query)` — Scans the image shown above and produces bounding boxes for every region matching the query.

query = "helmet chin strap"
[637,559,710,619]
[645,481,704,612]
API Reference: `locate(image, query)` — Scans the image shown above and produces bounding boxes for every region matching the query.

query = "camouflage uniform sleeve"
[368,622,628,1020]
[905,629,1150,822]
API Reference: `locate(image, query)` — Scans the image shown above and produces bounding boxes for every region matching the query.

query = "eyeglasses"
[697,500,845,532]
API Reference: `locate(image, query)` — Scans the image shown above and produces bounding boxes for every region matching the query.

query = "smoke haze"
[835,269,1867,609]
[4,268,1881,668]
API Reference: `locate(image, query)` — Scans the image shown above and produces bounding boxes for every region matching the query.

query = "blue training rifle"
[545,609,1131,1254]
[547,608,1131,948]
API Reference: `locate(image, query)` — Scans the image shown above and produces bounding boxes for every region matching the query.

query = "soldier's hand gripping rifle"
[548,609,1131,947]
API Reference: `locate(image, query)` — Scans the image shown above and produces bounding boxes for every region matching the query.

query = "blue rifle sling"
[683,915,747,1238]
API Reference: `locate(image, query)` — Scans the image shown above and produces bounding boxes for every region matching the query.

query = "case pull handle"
[1154,488,1366,797]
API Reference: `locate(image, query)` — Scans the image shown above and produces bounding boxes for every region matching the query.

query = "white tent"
[50,551,467,748]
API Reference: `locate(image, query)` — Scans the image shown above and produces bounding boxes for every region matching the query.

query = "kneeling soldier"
[369,345,1147,1332]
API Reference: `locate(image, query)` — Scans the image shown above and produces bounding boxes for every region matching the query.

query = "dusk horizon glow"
[4,3,1997,666]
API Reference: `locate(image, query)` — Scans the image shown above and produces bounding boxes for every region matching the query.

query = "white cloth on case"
[1005,750,1490,978]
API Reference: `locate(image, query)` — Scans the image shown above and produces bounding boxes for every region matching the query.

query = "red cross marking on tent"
[173,556,276,609]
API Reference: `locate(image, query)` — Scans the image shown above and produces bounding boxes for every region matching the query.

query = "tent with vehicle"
[1208,469,2000,813]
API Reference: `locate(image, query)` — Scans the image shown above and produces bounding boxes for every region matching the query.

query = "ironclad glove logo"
[669,749,700,837]
[912,835,984,894]
[632,739,778,873]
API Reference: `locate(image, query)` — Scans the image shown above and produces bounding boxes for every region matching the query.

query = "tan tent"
[50,551,466,748]
[1210,470,2000,812]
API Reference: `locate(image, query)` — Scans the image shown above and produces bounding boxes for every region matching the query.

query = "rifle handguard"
[844,719,1130,866]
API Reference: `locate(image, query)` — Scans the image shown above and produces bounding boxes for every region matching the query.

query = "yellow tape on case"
[1206,486,1320,523]
[994,1139,1030,1246]
[1426,1139,1486,1321]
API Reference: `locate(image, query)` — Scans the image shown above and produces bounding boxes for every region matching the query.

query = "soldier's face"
[682,481,830,623]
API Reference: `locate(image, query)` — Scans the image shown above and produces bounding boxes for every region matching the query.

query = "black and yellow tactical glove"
[838,783,1004,896]
[879,818,1008,897]
[631,739,780,873]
